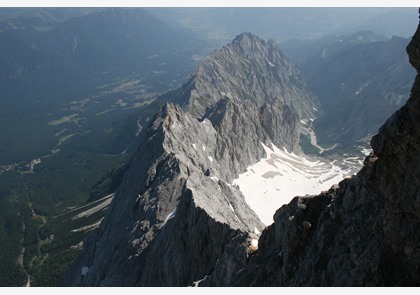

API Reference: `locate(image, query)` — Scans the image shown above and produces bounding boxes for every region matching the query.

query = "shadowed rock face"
[230,25,420,287]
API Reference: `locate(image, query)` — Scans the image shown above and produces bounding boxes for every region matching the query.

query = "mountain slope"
[0,8,207,287]
[231,24,420,287]
[60,101,267,286]
[281,30,388,65]
[58,22,420,287]
[0,8,202,104]
[60,32,318,286]
[0,7,204,165]
[303,35,416,146]
[167,32,319,120]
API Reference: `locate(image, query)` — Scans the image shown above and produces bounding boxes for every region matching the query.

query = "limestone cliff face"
[60,102,265,286]
[171,32,319,120]
[231,25,420,287]
[60,32,326,287]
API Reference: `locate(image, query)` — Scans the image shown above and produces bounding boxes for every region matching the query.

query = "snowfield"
[233,143,356,225]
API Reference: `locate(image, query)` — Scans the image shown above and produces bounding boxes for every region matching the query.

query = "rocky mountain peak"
[231,32,269,52]
[60,32,320,286]
[173,32,319,122]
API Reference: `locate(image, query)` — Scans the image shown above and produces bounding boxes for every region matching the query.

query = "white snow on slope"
[71,219,103,233]
[233,143,354,225]
[163,207,177,225]
[71,196,113,220]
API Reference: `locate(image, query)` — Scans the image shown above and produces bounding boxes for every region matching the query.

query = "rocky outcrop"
[231,25,420,287]
[59,32,320,287]
[60,102,264,286]
[171,32,319,120]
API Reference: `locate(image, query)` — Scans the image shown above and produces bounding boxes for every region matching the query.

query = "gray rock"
[231,25,420,287]
[60,32,318,286]
[171,32,320,120]
[60,99,280,286]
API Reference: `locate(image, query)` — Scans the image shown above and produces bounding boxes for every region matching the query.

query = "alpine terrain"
[58,30,402,286]
[2,7,419,288]
[231,23,420,286]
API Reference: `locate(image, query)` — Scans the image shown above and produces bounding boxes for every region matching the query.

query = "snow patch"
[266,58,275,67]
[250,239,258,251]
[233,142,353,225]
[163,207,177,225]
[71,196,113,220]
[229,204,235,212]
[147,54,159,60]
[208,156,213,162]
[361,147,372,156]
[209,176,219,182]
[192,143,197,150]
[254,227,260,235]
[192,276,208,287]
[202,145,206,151]
[71,219,103,233]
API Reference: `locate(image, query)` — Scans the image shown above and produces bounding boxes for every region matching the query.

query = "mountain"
[280,30,388,65]
[0,7,205,165]
[60,32,322,286]
[302,35,416,147]
[147,8,418,44]
[231,24,420,287]
[0,8,105,31]
[165,32,319,120]
[0,8,207,287]
[0,8,202,105]
[61,22,420,287]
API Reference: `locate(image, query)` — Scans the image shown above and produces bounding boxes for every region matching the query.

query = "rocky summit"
[169,32,319,120]
[60,33,308,286]
[231,24,420,287]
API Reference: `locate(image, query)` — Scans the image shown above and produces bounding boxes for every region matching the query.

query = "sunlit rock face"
[60,32,316,286]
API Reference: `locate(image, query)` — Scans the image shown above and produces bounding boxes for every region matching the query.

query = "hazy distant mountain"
[0,8,105,31]
[0,7,205,163]
[280,30,388,64]
[0,8,203,105]
[147,7,418,44]
[300,35,415,146]
[0,8,207,287]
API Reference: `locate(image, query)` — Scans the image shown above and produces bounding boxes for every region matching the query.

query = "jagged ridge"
[60,102,265,286]
[60,32,321,286]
